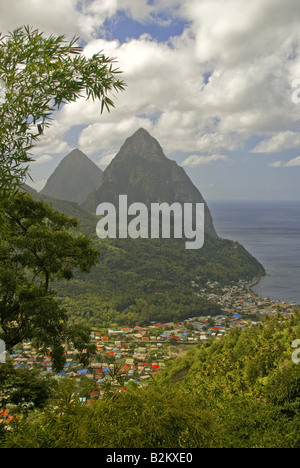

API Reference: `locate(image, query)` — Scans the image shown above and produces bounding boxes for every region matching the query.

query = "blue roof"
[77,369,88,374]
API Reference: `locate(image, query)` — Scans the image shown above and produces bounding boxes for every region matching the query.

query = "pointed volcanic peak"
[41,149,103,205]
[83,128,218,237]
[117,127,168,163]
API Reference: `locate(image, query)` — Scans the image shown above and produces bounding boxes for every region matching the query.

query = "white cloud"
[26,178,47,192]
[182,154,229,168]
[29,120,73,157]
[269,161,283,168]
[75,34,251,156]
[70,3,300,159]
[98,153,117,167]
[270,156,300,167]
[181,0,300,65]
[252,132,300,153]
[286,156,300,167]
[0,0,91,39]
[30,154,53,165]
[0,0,181,41]
[2,0,300,193]
[78,115,154,155]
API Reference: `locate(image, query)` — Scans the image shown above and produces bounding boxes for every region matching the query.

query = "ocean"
[209,200,300,305]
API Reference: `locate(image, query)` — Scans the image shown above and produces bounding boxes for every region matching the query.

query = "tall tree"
[0,26,125,218]
[0,193,100,371]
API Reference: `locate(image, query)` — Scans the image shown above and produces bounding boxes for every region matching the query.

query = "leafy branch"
[0,26,126,212]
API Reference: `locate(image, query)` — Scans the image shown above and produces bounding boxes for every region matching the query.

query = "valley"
[8,278,295,399]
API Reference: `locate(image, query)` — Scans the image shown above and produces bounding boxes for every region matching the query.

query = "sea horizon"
[209,199,300,305]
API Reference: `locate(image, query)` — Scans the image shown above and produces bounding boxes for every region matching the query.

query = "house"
[125,359,135,366]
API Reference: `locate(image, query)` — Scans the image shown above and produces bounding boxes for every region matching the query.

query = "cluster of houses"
[10,320,228,379]
[8,279,296,393]
[199,279,296,316]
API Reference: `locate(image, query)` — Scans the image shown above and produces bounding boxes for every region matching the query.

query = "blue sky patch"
[103,11,189,43]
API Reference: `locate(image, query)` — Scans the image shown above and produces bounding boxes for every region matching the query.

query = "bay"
[209,200,300,305]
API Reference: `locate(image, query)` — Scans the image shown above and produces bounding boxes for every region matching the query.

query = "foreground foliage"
[0,193,99,371]
[1,313,300,448]
[0,26,125,224]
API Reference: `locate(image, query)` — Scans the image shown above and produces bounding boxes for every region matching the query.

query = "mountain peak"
[83,129,218,237]
[40,149,103,205]
[134,127,150,136]
[64,148,88,160]
[119,127,167,163]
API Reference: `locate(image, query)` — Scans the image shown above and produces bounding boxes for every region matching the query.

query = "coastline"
[211,200,300,307]
[247,275,264,294]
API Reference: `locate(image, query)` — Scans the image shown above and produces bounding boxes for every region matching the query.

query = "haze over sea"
[210,200,300,305]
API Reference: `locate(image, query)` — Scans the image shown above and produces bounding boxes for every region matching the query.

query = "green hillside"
[54,234,265,328]
[2,311,300,448]
[22,184,98,235]
[21,186,265,327]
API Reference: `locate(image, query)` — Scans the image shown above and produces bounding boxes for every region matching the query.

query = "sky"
[1,0,300,201]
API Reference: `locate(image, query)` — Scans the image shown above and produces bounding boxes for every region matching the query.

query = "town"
[7,279,296,398]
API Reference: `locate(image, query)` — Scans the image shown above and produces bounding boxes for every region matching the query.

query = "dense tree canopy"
[0,193,100,370]
[1,312,300,448]
[54,235,264,328]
